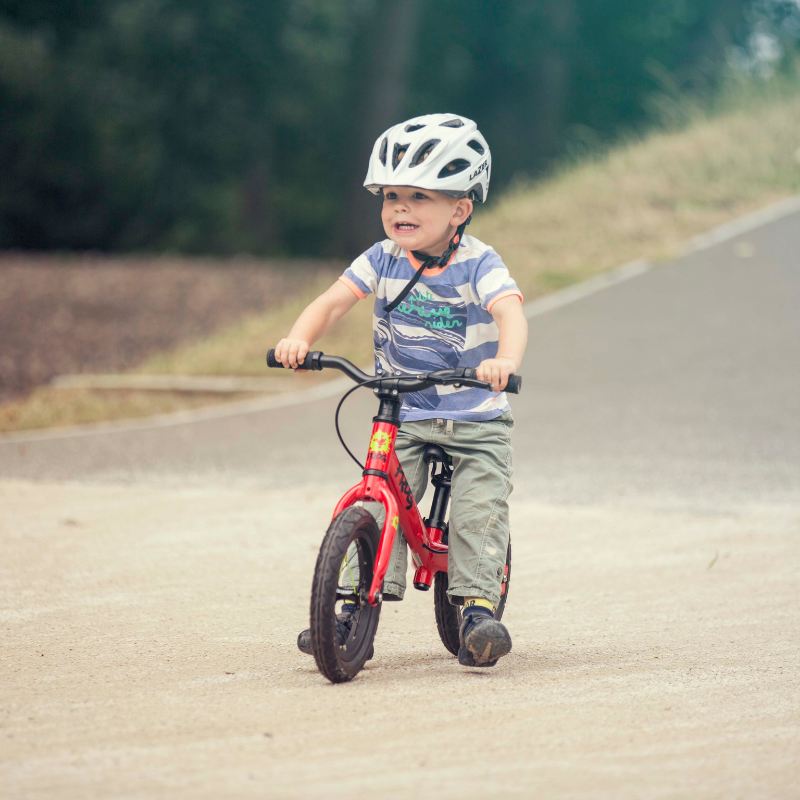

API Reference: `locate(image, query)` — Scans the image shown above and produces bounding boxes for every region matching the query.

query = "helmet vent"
[404,123,425,132]
[378,137,388,166]
[410,139,440,167]
[440,118,465,128]
[392,143,409,170]
[437,158,470,178]
[467,139,485,155]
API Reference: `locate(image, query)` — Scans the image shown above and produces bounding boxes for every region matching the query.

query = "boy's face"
[381,186,472,256]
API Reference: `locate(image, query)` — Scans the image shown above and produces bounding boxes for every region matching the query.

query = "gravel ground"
[1,480,797,798]
[0,253,338,402]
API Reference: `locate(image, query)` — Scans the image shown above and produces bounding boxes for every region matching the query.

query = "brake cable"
[334,377,387,469]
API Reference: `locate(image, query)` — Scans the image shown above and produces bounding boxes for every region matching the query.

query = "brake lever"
[421,373,492,391]
[450,377,493,391]
[427,368,521,394]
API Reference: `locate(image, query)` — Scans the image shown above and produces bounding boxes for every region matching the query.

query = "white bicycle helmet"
[364,113,491,202]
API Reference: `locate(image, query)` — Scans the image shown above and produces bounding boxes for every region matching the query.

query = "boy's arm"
[274,281,360,369]
[476,296,528,391]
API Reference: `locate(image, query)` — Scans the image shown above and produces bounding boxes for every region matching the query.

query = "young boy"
[275,113,528,667]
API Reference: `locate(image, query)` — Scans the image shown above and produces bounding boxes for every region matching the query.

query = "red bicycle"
[267,349,521,683]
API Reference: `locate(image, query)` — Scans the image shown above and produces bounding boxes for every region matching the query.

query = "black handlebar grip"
[266,349,284,368]
[462,367,521,394]
[266,349,326,370]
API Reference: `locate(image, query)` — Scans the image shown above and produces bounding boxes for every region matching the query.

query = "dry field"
[0,257,339,431]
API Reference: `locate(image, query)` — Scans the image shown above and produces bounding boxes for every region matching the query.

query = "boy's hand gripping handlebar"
[266,349,522,394]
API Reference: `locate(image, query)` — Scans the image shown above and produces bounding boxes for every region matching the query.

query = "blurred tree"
[0,0,754,256]
[1,0,293,250]
[734,0,800,74]
[411,0,747,190]
[338,0,422,255]
[0,17,107,248]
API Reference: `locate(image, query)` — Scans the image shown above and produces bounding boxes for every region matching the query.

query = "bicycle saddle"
[423,444,451,466]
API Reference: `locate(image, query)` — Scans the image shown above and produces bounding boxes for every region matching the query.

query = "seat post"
[427,467,451,534]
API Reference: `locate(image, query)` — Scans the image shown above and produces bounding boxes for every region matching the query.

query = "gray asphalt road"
[3,209,799,511]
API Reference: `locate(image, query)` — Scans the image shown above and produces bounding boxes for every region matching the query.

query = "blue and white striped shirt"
[340,235,522,421]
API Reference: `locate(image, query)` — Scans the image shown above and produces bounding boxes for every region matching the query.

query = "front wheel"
[434,539,511,656]
[310,506,382,683]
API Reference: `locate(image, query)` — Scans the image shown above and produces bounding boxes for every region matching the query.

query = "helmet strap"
[383,214,471,314]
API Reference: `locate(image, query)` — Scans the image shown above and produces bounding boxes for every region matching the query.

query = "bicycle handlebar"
[266,349,521,394]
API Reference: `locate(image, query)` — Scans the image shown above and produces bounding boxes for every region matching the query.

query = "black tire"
[310,506,382,683]
[434,539,512,656]
[433,571,461,656]
[497,539,512,621]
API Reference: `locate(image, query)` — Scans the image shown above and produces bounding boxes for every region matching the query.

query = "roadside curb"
[681,195,800,255]
[2,194,798,445]
[522,259,651,320]
[50,374,296,393]
[0,376,355,444]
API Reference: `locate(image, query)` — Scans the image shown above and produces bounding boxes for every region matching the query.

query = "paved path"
[3,211,799,510]
[1,209,799,797]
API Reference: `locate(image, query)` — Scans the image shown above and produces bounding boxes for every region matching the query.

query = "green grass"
[473,75,800,301]
[4,69,800,433]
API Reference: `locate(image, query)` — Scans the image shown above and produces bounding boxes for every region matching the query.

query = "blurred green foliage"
[0,0,796,255]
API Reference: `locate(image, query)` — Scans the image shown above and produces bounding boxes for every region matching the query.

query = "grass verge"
[138,271,375,378]
[475,80,800,299]
[3,72,800,433]
[0,389,250,434]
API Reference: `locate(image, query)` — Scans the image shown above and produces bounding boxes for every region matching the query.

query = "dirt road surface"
[2,207,799,797]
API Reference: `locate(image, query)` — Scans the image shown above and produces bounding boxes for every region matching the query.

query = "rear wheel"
[310,507,382,683]
[434,539,511,656]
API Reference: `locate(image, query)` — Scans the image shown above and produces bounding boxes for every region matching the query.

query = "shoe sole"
[297,633,373,661]
[458,625,512,668]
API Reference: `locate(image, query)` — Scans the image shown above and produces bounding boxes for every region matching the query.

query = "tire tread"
[310,506,380,683]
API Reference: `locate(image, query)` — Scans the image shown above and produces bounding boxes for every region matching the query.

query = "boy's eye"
[384,192,397,200]
[413,193,428,200]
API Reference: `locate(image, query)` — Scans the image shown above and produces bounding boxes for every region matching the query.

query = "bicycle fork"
[332,390,448,605]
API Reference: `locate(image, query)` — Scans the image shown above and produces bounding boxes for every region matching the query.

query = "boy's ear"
[451,197,473,225]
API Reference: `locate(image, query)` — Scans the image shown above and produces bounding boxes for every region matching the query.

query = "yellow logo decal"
[369,431,392,455]
[392,515,399,530]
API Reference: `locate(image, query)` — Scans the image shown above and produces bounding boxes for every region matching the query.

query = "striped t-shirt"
[339,234,523,422]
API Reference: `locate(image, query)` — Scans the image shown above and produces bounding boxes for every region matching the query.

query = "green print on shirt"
[397,290,464,330]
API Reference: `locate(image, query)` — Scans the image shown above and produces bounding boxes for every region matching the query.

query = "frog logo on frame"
[368,430,392,457]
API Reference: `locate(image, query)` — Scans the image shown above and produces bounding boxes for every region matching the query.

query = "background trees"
[0,0,795,256]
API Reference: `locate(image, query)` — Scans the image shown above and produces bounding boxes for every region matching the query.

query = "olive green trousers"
[359,411,514,608]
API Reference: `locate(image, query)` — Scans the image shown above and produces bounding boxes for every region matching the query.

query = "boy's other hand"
[476,357,517,392]
[274,338,310,372]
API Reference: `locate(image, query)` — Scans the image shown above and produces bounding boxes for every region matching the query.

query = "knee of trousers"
[361,500,408,567]
[447,520,509,601]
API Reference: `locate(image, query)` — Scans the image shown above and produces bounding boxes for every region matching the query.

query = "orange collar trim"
[406,246,459,277]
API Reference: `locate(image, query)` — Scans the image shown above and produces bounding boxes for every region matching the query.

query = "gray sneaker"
[457,610,512,667]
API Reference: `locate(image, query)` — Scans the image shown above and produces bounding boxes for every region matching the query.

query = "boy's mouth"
[394,222,419,233]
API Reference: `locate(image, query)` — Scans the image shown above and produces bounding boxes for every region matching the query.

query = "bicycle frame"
[332,392,447,606]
